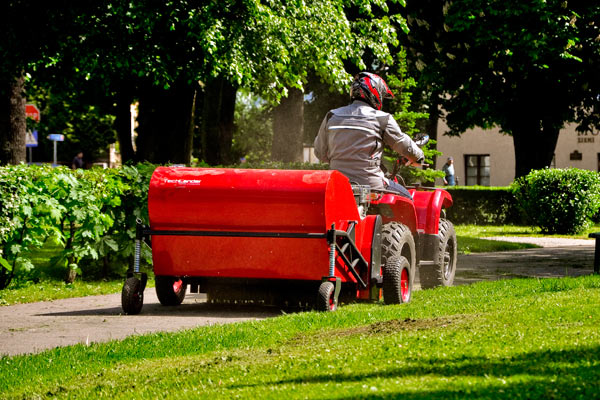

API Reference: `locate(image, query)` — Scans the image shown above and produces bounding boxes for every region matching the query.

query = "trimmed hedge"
[512,168,600,234]
[444,186,524,225]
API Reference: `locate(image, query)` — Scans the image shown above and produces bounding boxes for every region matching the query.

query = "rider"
[313,72,424,199]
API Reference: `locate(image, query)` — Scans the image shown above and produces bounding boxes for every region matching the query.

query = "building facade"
[435,121,600,187]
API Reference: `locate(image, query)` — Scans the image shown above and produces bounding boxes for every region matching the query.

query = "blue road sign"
[47,134,65,142]
[26,130,38,148]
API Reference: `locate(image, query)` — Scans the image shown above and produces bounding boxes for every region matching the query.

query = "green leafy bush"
[445,186,523,225]
[0,164,157,288]
[512,168,600,234]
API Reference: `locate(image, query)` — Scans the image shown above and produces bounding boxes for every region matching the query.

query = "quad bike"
[121,139,457,314]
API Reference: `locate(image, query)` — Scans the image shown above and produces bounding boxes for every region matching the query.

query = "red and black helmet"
[350,72,394,110]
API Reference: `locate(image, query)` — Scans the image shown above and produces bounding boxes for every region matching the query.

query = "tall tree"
[0,2,78,164]
[250,0,405,162]
[0,77,26,164]
[407,0,600,178]
[271,88,304,162]
[2,1,409,165]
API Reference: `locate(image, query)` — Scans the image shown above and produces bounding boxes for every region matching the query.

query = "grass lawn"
[455,223,600,240]
[455,224,599,255]
[0,279,132,306]
[1,275,599,399]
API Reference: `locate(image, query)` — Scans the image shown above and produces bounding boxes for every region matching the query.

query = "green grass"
[454,224,599,254]
[0,279,129,306]
[1,275,599,399]
[455,225,541,254]
[455,224,600,240]
[456,236,539,254]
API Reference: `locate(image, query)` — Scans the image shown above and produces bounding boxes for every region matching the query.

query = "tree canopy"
[1,0,408,165]
[404,0,600,177]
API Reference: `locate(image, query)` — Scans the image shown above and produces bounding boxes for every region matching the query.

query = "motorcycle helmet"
[350,72,394,110]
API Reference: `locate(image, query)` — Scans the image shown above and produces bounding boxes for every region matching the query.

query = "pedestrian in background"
[442,156,456,186]
[72,151,84,169]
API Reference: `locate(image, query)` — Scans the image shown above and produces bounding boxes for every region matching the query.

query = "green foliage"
[404,1,600,176]
[24,81,117,163]
[232,161,329,170]
[445,186,523,225]
[512,168,600,234]
[0,164,156,285]
[384,48,443,184]
[232,91,273,163]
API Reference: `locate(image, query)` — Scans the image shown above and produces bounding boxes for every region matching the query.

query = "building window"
[597,153,600,172]
[465,154,490,186]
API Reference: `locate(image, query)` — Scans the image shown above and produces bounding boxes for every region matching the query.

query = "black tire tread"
[381,222,416,281]
[383,256,411,304]
[155,275,187,306]
[419,218,457,289]
[122,277,144,315]
[317,281,336,312]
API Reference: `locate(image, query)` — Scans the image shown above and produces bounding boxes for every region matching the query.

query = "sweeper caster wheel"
[155,276,187,306]
[122,276,145,315]
[317,281,338,312]
[383,256,412,304]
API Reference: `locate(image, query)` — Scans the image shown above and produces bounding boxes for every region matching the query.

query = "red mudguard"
[411,189,453,234]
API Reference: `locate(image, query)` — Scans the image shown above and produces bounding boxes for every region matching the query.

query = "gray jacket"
[313,100,424,190]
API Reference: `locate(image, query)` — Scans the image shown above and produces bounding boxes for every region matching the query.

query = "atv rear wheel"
[155,276,187,306]
[122,276,144,315]
[383,256,412,304]
[419,219,457,288]
[317,281,337,311]
[381,222,416,281]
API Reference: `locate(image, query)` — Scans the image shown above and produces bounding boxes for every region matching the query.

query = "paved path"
[0,237,596,357]
[0,291,280,357]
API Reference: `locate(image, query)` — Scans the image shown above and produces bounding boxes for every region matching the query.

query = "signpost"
[47,134,65,166]
[25,104,40,163]
[25,130,38,163]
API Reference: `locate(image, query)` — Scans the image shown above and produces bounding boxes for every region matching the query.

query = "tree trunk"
[272,88,304,162]
[426,98,440,166]
[201,77,237,165]
[115,88,135,163]
[0,76,26,165]
[512,121,560,179]
[136,82,196,164]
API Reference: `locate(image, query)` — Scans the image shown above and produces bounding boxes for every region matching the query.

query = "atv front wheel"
[419,219,457,288]
[383,256,412,304]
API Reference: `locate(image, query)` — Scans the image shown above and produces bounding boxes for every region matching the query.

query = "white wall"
[435,121,600,186]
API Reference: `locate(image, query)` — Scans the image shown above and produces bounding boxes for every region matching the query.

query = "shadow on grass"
[229,345,600,399]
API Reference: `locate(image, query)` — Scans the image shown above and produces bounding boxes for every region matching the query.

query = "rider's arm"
[382,116,424,163]
[313,115,330,163]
